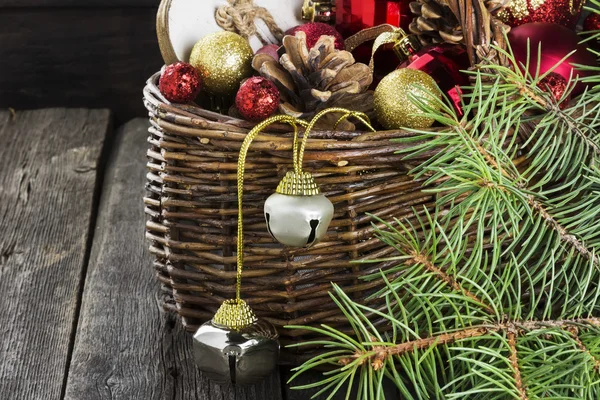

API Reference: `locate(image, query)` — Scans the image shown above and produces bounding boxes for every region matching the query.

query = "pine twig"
[340,318,600,367]
[508,329,528,400]
[513,80,600,159]
[409,251,496,315]
[567,326,600,373]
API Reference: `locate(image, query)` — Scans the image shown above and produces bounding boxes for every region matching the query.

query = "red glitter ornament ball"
[287,22,345,50]
[159,62,202,103]
[583,12,600,50]
[584,12,600,31]
[497,0,585,29]
[236,77,280,122]
[538,72,569,107]
[508,23,598,96]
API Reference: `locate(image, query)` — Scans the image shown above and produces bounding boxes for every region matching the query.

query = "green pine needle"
[287,20,600,400]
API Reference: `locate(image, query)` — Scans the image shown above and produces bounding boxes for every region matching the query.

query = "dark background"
[0,1,164,124]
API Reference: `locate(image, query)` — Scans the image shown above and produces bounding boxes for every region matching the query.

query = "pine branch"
[337,318,600,365]
[471,123,600,267]
[288,24,600,400]
[567,326,600,374]
[527,197,600,267]
[407,74,600,274]
[507,76,600,159]
[473,46,600,187]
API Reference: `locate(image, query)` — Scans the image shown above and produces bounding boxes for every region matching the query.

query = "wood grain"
[0,108,110,400]
[63,119,284,400]
[0,8,163,124]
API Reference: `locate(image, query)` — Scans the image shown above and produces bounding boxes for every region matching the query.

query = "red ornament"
[508,23,597,96]
[582,13,600,50]
[335,0,411,37]
[159,62,202,103]
[538,72,569,107]
[235,77,280,122]
[497,0,585,29]
[256,44,281,62]
[287,22,345,50]
[584,12,600,31]
[398,44,471,115]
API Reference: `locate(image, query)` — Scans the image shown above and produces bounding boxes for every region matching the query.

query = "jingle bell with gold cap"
[264,170,334,248]
[193,299,279,385]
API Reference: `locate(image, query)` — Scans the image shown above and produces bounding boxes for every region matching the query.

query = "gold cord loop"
[222,108,375,329]
[236,115,305,302]
[297,108,375,170]
[345,24,421,71]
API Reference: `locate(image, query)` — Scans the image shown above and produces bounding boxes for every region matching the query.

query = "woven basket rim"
[144,71,444,142]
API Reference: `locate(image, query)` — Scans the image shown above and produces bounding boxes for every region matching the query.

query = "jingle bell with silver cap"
[264,170,334,248]
[193,299,279,385]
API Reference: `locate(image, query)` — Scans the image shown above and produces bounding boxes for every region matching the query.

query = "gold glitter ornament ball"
[374,68,442,130]
[189,32,254,96]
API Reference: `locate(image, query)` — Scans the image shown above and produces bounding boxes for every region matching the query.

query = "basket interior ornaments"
[144,0,507,365]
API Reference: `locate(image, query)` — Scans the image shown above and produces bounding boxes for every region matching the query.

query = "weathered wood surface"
[0,109,110,400]
[63,119,283,400]
[0,8,162,124]
[0,112,400,399]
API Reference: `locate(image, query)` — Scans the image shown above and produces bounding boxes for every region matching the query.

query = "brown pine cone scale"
[409,0,498,46]
[252,31,374,130]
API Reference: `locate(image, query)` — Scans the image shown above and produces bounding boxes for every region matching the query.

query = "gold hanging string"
[293,119,302,175]
[345,24,397,53]
[333,112,374,132]
[214,108,374,329]
[214,114,306,329]
[296,108,376,172]
[235,115,309,301]
[235,108,373,298]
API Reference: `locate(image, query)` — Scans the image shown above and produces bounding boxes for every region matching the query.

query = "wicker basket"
[143,1,505,365]
[144,75,436,364]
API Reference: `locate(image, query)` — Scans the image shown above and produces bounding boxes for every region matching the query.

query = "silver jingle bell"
[193,300,280,385]
[264,171,334,248]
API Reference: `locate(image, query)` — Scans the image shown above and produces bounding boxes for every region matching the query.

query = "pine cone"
[409,0,501,46]
[252,32,374,130]
[409,0,463,46]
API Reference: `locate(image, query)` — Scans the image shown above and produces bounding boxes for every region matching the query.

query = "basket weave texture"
[143,72,442,364]
[143,0,505,365]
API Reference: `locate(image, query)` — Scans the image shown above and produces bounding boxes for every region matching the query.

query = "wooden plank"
[63,119,284,400]
[283,369,400,399]
[0,108,110,400]
[0,8,163,124]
